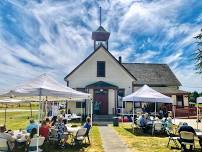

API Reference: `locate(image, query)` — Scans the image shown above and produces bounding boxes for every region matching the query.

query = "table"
[196,131,202,137]
[11,130,30,142]
[65,126,80,136]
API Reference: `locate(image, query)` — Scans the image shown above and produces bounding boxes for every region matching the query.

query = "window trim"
[97,61,106,77]
[176,95,184,108]
[117,89,125,108]
[76,102,85,108]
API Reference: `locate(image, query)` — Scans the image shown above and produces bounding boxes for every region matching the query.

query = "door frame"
[93,89,108,115]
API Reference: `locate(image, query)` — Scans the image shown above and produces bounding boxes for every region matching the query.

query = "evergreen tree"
[194,29,202,73]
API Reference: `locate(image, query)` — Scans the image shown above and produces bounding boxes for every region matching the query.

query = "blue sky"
[0,0,202,92]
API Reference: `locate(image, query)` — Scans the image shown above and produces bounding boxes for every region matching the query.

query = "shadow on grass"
[123,127,168,138]
[42,142,91,152]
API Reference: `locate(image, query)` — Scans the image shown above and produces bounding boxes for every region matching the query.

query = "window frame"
[76,102,86,108]
[117,89,125,108]
[176,95,184,108]
[97,61,106,77]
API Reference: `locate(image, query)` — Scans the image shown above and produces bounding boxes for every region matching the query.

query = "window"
[97,61,105,77]
[176,95,184,108]
[76,102,86,108]
[134,102,141,108]
[76,88,86,108]
[117,89,125,108]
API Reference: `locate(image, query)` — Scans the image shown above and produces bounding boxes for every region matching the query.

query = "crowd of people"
[0,113,91,151]
[136,113,173,132]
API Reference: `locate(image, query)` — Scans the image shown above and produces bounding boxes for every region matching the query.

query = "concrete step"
[93,115,115,122]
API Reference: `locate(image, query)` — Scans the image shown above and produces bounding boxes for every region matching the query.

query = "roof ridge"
[122,62,168,65]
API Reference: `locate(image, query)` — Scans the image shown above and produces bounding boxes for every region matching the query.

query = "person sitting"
[83,117,91,143]
[139,114,146,127]
[0,130,15,151]
[178,123,195,152]
[39,120,49,139]
[26,119,38,133]
[83,117,91,130]
[30,128,37,139]
[45,118,52,128]
[54,116,67,148]
[27,128,38,151]
[165,117,173,130]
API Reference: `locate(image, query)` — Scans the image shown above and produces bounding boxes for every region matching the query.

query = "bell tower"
[92,7,110,50]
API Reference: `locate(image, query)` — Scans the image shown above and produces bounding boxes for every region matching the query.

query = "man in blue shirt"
[139,115,146,127]
[26,119,38,133]
[83,117,91,130]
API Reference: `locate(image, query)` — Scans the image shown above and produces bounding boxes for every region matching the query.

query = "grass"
[113,123,202,152]
[0,105,103,152]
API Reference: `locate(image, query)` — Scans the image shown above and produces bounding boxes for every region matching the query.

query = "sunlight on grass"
[113,123,201,152]
[0,105,103,152]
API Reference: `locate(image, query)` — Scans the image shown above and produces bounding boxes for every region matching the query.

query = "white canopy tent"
[197,97,202,129]
[122,85,173,125]
[0,98,31,125]
[0,74,92,151]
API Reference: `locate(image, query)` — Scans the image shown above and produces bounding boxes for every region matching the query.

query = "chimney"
[118,56,122,63]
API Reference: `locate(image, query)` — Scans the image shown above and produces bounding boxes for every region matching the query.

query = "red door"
[94,89,108,115]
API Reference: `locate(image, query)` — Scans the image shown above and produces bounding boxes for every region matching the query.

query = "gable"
[64,46,136,81]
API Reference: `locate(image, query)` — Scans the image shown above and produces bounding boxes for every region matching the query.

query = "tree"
[189,91,199,103]
[194,29,202,73]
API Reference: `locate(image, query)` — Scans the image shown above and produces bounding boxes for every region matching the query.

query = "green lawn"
[0,105,103,152]
[113,123,201,152]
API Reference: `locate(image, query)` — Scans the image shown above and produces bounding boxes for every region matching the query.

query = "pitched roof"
[64,45,136,81]
[86,81,118,89]
[123,63,181,86]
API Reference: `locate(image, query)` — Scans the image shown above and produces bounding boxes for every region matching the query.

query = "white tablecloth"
[65,126,80,136]
[12,130,30,142]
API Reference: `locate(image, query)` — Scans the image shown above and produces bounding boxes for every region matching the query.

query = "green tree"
[189,91,199,103]
[194,29,202,73]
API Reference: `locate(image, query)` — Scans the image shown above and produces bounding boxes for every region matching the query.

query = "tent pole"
[155,102,156,118]
[81,102,82,124]
[90,99,93,126]
[133,101,134,132]
[122,100,123,124]
[65,100,67,114]
[172,105,175,124]
[45,96,48,117]
[37,89,42,152]
[30,102,32,118]
[197,103,199,129]
[4,104,7,126]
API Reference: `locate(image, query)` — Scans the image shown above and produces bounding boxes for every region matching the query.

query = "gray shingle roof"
[122,63,181,86]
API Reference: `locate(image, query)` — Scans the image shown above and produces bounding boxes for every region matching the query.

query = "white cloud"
[0,0,201,93]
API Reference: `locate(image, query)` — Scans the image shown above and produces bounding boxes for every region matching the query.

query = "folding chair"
[152,122,162,135]
[0,138,8,152]
[84,127,91,144]
[72,128,87,145]
[180,131,195,150]
[27,136,45,152]
[165,128,180,148]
